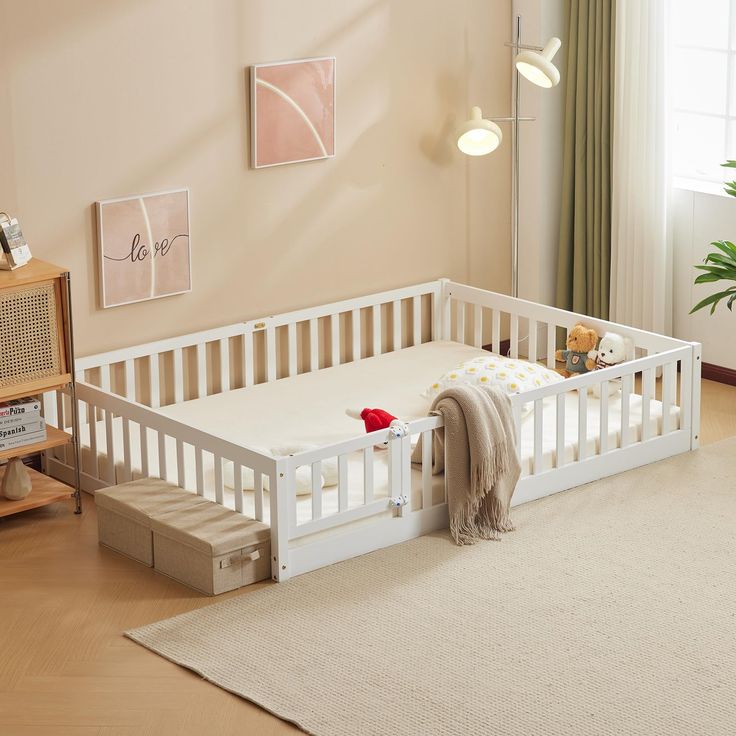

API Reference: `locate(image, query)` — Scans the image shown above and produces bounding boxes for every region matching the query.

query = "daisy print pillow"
[424,354,563,400]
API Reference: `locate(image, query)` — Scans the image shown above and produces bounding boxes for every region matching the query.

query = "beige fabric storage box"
[151,503,271,595]
[95,478,209,566]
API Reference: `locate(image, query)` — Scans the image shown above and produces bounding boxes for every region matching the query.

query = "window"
[671,0,736,188]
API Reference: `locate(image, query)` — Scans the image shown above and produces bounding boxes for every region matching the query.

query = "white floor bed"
[76,340,680,524]
[58,278,698,580]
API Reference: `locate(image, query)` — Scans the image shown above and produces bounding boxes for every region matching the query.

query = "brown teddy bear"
[555,323,599,377]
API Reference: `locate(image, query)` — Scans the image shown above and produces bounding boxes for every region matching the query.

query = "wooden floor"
[1,378,735,735]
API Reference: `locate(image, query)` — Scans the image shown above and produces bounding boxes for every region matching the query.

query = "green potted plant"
[691,161,736,315]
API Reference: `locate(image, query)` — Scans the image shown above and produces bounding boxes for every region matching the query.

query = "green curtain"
[556,0,615,319]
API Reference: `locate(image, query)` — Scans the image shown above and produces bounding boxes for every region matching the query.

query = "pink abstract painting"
[97,189,191,309]
[251,57,335,168]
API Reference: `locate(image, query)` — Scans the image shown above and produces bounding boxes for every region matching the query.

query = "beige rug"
[127,440,736,735]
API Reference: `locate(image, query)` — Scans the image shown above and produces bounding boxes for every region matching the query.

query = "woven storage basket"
[151,503,271,595]
[95,478,210,566]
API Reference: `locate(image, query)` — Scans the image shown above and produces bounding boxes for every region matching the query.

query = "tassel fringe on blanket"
[412,384,521,545]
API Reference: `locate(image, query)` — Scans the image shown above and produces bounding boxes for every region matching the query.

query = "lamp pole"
[511,14,522,300]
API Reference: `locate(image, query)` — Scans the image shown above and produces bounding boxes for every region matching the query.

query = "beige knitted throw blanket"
[412,384,521,545]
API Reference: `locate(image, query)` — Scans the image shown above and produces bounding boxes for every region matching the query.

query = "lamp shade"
[456,107,503,156]
[515,37,561,88]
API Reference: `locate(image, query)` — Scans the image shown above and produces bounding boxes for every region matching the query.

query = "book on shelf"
[0,398,42,419]
[0,419,47,451]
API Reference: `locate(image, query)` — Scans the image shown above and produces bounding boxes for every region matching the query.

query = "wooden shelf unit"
[0,464,71,518]
[0,258,81,516]
[0,426,72,463]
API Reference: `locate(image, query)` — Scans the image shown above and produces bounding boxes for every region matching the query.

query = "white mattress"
[78,341,679,524]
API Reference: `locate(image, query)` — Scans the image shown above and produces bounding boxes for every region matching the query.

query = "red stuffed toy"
[346,407,408,449]
[346,407,397,433]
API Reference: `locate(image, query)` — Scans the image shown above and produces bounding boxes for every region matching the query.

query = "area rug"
[126,439,736,735]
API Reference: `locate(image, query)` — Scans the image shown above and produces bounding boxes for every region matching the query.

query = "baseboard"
[701,361,736,386]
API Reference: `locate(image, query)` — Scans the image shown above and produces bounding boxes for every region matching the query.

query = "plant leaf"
[722,160,736,168]
[703,253,736,269]
[695,273,723,284]
[690,290,734,314]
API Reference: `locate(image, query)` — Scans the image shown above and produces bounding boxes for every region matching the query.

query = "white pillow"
[424,354,563,400]
[224,446,338,497]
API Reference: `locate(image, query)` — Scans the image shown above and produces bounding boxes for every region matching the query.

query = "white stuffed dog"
[587,332,628,397]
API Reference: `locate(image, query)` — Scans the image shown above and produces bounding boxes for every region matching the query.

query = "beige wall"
[0,0,511,356]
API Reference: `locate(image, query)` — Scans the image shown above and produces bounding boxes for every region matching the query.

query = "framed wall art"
[96,188,191,309]
[250,56,336,168]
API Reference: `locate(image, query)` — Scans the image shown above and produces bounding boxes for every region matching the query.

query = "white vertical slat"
[104,409,115,484]
[401,435,412,508]
[287,323,297,377]
[510,315,519,358]
[254,471,264,521]
[331,313,340,367]
[372,305,381,357]
[233,463,244,513]
[456,301,465,344]
[422,430,432,510]
[309,319,319,372]
[642,368,654,441]
[244,331,255,386]
[269,469,289,580]
[124,360,135,401]
[196,344,207,398]
[100,365,111,393]
[556,393,566,467]
[122,417,132,482]
[473,304,482,348]
[338,454,349,511]
[176,439,186,488]
[441,288,452,341]
[351,308,361,362]
[528,320,538,363]
[621,373,633,447]
[173,348,184,403]
[139,424,149,478]
[492,310,501,354]
[157,431,167,480]
[388,439,401,497]
[363,447,374,503]
[662,361,674,434]
[533,399,543,474]
[578,388,588,461]
[220,338,231,392]
[195,448,204,496]
[431,287,441,340]
[689,345,702,447]
[149,354,160,408]
[214,455,224,505]
[599,382,610,454]
[412,296,422,346]
[512,402,522,459]
[87,401,98,478]
[43,392,58,429]
[392,299,401,351]
[311,461,322,520]
[546,324,556,368]
[266,326,277,382]
[288,468,297,533]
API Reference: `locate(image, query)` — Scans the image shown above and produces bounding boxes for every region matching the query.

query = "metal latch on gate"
[388,494,409,517]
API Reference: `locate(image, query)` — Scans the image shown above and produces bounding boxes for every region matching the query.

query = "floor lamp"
[457,15,562,299]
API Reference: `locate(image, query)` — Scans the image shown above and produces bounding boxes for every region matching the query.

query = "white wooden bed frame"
[45,279,701,582]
